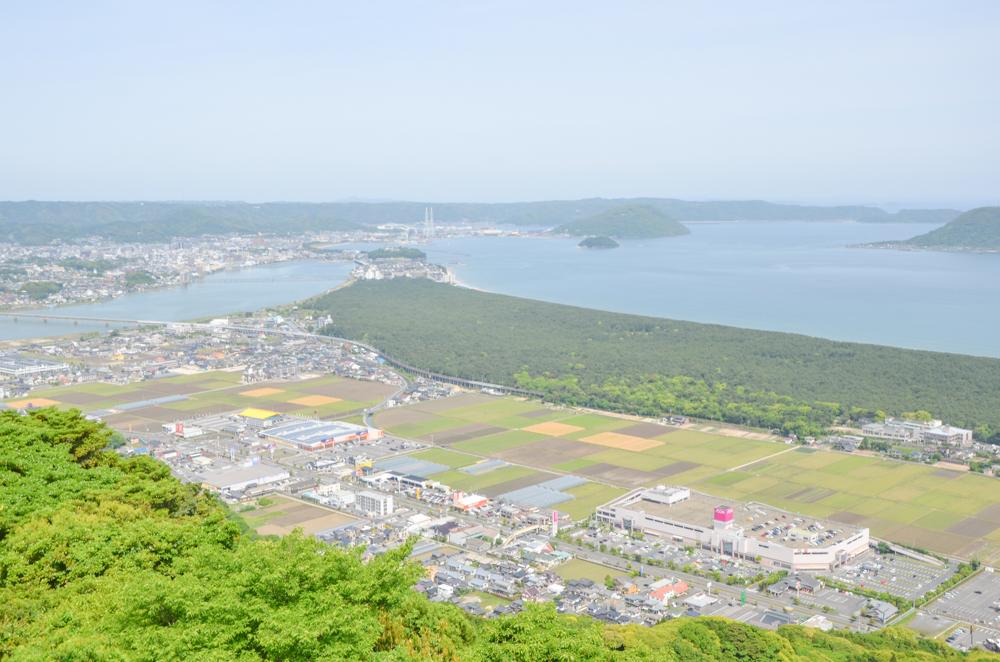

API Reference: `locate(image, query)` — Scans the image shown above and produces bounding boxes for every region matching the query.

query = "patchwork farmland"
[1,370,395,433]
[374,393,1000,564]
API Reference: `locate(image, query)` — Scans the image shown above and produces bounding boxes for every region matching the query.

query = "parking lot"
[927,570,1000,630]
[943,624,1000,654]
[831,551,956,600]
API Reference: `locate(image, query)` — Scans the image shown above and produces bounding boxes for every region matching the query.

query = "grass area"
[466,591,511,609]
[552,457,599,472]
[239,507,289,528]
[560,483,628,521]
[555,558,622,583]
[390,416,470,440]
[428,466,539,493]
[450,430,547,455]
[289,399,367,417]
[409,448,478,469]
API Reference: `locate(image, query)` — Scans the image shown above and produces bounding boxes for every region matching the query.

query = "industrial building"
[262,418,383,450]
[0,353,69,377]
[596,486,869,572]
[357,490,395,516]
[237,408,283,428]
[201,462,290,493]
[862,418,973,447]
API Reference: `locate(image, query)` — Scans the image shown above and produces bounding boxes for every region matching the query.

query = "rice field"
[376,393,1000,562]
[3,370,396,433]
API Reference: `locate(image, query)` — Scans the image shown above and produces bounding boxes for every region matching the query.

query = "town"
[2,315,999,653]
[0,219,526,310]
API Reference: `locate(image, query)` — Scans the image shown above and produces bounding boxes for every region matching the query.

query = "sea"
[3,222,1000,358]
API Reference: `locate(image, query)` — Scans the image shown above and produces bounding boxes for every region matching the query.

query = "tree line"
[307,280,1000,442]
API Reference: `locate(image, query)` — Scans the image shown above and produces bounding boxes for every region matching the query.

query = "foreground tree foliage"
[307,279,1000,441]
[1,410,996,660]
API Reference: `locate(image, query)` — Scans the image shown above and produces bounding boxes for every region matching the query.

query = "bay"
[0,260,353,341]
[423,222,1000,358]
[4,222,1000,359]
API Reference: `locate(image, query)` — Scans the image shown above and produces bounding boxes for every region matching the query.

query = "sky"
[1,1,998,207]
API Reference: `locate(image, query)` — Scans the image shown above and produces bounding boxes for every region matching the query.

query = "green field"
[427,465,539,493]
[409,448,478,469]
[555,559,622,583]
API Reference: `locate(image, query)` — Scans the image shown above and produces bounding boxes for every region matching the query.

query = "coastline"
[853,242,1000,254]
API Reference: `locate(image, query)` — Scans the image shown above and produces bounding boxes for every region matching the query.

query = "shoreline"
[853,242,1000,254]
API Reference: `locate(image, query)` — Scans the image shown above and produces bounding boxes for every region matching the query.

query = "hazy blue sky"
[2,1,997,206]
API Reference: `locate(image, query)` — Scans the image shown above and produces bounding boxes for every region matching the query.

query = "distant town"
[0,214,529,311]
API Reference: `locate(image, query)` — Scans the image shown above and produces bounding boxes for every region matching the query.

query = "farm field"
[377,393,1000,563]
[2,370,396,432]
[237,495,357,537]
[689,446,1000,562]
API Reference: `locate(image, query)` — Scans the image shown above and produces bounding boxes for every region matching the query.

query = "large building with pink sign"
[596,486,869,572]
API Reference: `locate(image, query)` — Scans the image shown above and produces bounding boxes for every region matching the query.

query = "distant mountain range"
[555,204,689,239]
[0,198,964,244]
[896,206,1000,250]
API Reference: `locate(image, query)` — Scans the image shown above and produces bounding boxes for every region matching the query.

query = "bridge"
[0,312,542,399]
[0,312,161,325]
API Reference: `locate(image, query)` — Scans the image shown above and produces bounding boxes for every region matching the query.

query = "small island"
[578,235,619,250]
[554,204,690,239]
[365,246,427,260]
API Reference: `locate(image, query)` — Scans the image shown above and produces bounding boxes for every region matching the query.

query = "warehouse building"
[262,418,383,450]
[0,354,69,377]
[596,486,869,572]
[237,407,283,428]
[201,462,290,493]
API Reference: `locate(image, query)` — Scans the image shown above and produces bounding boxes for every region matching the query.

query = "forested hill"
[900,206,1000,250]
[0,201,363,244]
[555,204,690,239]
[0,198,962,243]
[3,409,997,660]
[307,279,1000,441]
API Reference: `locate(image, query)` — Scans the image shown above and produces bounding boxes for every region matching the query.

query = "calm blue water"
[0,260,352,341]
[4,224,1000,358]
[423,223,1000,358]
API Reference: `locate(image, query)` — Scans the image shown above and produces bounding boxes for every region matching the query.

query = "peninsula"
[894,206,1000,251]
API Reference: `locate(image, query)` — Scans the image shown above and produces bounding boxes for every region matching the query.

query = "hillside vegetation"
[2,408,997,660]
[0,199,960,243]
[901,206,1000,249]
[555,205,689,239]
[0,201,362,244]
[308,280,1000,441]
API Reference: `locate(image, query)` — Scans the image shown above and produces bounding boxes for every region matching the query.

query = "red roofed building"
[649,577,689,603]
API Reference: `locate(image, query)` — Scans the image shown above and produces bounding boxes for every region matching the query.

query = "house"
[649,577,690,603]
[768,574,822,596]
[865,598,899,624]
[682,593,718,613]
[759,610,795,629]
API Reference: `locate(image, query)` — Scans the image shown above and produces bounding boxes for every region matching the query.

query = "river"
[4,223,1000,358]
